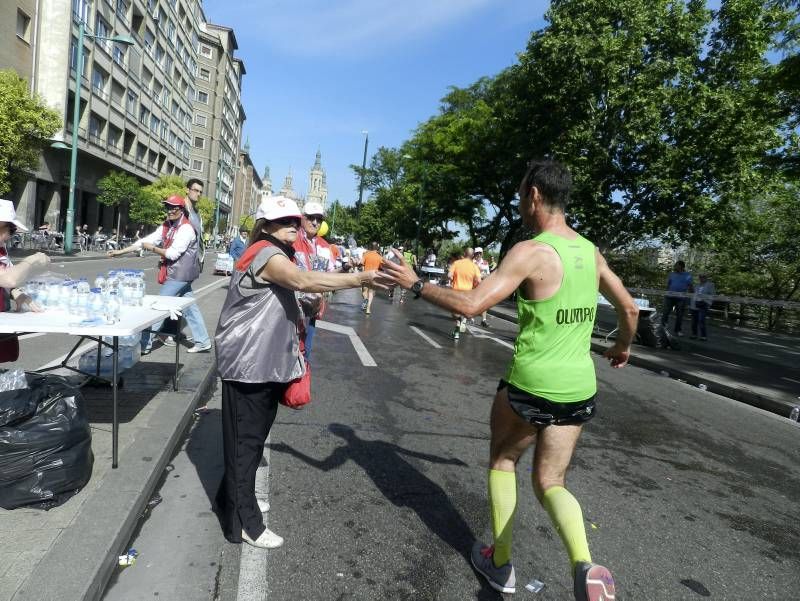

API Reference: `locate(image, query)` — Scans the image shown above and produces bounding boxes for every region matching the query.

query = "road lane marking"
[237,439,271,601]
[410,326,441,348]
[466,325,514,349]
[317,320,377,366]
[194,278,229,296]
[36,342,97,371]
[782,376,800,385]
[690,353,740,368]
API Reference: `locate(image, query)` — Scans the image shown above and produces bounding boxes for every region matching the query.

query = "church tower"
[260,165,272,199]
[278,168,302,202]
[306,149,328,210]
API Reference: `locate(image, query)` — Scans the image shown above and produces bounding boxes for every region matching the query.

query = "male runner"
[361,242,382,315]
[381,160,638,600]
[473,247,492,326]
[447,248,481,339]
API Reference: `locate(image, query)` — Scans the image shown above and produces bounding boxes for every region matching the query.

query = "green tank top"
[505,231,598,402]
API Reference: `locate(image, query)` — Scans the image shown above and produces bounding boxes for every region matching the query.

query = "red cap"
[164,195,186,207]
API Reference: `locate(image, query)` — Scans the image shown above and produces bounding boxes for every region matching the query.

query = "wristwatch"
[411,279,425,298]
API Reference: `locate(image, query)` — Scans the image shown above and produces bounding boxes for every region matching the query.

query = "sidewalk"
[488,302,800,418]
[0,344,217,601]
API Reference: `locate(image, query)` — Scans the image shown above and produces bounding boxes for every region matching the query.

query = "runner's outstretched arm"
[596,249,638,368]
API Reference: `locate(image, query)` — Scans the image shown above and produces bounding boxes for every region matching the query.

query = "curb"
[487,307,796,419]
[11,355,218,601]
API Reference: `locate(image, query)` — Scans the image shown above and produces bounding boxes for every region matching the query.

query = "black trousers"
[216,379,284,543]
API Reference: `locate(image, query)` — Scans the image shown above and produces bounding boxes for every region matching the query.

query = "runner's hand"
[360,270,391,290]
[604,343,630,368]
[14,293,43,313]
[380,248,417,289]
[24,252,50,269]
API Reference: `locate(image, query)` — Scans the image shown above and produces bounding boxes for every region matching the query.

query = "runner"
[447,248,481,339]
[361,242,382,315]
[381,160,638,600]
[473,247,492,327]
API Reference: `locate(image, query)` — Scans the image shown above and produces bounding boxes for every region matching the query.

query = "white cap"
[474,247,483,253]
[255,195,302,221]
[0,199,28,232]
[303,201,324,216]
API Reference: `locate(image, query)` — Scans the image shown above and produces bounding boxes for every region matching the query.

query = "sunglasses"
[306,215,324,223]
[163,205,182,211]
[273,217,301,227]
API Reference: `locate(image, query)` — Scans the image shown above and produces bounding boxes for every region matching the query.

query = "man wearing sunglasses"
[109,195,211,354]
[292,202,336,362]
[186,178,206,263]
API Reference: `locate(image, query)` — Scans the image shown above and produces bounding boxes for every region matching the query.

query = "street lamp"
[57,18,134,254]
[402,154,424,263]
[356,130,368,218]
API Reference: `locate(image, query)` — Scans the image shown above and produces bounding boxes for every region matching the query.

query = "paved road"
[99,287,800,600]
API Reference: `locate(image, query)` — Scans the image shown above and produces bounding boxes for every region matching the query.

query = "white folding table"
[0,295,196,468]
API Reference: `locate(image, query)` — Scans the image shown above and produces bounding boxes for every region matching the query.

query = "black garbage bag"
[639,312,680,350]
[0,373,94,510]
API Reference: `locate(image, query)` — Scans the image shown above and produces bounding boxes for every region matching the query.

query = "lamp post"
[57,18,134,254]
[356,130,368,218]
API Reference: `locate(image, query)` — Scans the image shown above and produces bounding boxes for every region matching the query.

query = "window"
[73,0,92,21]
[164,53,173,72]
[16,9,31,42]
[196,90,209,104]
[126,89,138,115]
[198,67,210,81]
[194,113,207,126]
[191,159,203,171]
[193,136,205,149]
[139,106,149,125]
[161,122,168,140]
[108,125,122,148]
[88,113,104,140]
[143,28,154,53]
[116,0,128,20]
[150,114,160,133]
[70,38,89,77]
[95,15,111,53]
[112,44,126,67]
[136,142,147,162]
[199,44,212,58]
[155,43,165,65]
[91,66,108,96]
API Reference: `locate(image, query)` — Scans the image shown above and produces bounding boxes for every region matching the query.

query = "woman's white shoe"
[257,499,270,513]
[241,527,283,549]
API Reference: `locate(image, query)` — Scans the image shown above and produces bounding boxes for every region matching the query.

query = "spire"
[262,165,270,181]
[243,136,250,154]
[313,148,321,169]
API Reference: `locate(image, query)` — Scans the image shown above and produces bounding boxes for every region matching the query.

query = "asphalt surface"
[100,287,800,600]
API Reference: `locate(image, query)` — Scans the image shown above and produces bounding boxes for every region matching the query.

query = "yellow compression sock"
[541,485,592,571]
[488,469,517,567]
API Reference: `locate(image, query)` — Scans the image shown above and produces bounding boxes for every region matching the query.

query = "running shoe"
[452,328,460,340]
[361,300,368,311]
[187,341,212,353]
[481,320,489,327]
[159,335,176,347]
[241,527,283,549]
[459,319,467,333]
[257,499,270,513]
[470,542,516,594]
[574,562,615,601]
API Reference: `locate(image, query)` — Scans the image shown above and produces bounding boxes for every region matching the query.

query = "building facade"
[231,142,262,232]
[188,20,244,238]
[0,0,243,239]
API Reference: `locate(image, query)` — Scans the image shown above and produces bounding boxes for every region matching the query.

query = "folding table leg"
[173,315,181,391]
[112,336,119,469]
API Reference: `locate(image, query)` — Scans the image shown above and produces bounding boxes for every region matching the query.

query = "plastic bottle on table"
[94,273,107,295]
[68,285,80,318]
[76,277,90,314]
[105,291,121,323]
[88,288,104,321]
[133,271,146,306]
[60,281,73,311]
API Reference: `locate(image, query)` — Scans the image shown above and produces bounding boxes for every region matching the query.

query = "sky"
[201,0,550,207]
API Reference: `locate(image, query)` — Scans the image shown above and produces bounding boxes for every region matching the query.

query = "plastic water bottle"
[133,271,146,306]
[88,288,104,320]
[105,291,121,323]
[60,281,73,311]
[94,273,107,294]
[76,278,90,314]
[790,406,800,422]
[68,285,80,318]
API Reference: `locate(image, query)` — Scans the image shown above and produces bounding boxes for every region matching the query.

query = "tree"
[136,175,184,226]
[0,69,60,196]
[97,170,142,234]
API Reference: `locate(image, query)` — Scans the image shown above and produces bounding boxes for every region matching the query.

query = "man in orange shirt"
[361,242,382,315]
[448,248,481,339]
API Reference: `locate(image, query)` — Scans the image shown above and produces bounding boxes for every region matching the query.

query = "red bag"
[281,360,311,409]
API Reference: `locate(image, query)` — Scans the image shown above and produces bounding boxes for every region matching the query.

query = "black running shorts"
[497,380,596,426]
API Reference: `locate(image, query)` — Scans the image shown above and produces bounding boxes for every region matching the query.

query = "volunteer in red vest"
[109,195,210,354]
[0,200,49,362]
[213,195,386,549]
[292,201,335,361]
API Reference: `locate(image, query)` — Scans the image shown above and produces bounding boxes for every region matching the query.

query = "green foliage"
[239,214,254,231]
[97,170,141,207]
[136,175,184,226]
[0,70,60,196]
[196,196,214,233]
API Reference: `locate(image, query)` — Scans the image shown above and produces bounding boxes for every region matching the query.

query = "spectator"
[108,195,211,354]
[213,195,385,549]
[691,273,716,341]
[661,260,693,336]
[228,226,248,261]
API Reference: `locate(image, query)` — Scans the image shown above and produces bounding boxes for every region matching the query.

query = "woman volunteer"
[0,200,49,362]
[214,195,385,549]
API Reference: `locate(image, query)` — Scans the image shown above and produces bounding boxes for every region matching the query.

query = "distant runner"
[447,248,481,339]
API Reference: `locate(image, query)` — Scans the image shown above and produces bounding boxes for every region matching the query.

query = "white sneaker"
[459,319,467,333]
[187,341,212,353]
[257,499,270,513]
[242,527,283,549]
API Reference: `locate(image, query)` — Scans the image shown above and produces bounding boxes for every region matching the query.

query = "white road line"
[19,332,46,340]
[237,439,271,601]
[690,353,740,368]
[194,278,229,296]
[781,376,800,385]
[36,341,97,371]
[410,326,442,349]
[466,325,514,349]
[316,320,377,366]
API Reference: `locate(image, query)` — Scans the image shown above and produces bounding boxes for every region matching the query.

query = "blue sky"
[202,0,550,207]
